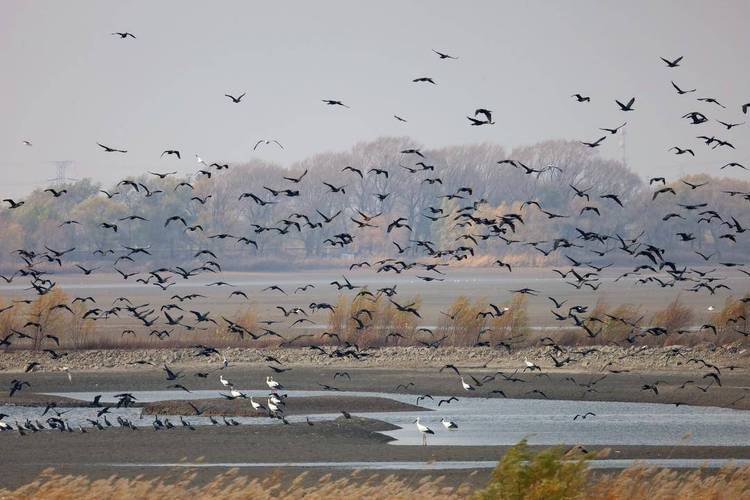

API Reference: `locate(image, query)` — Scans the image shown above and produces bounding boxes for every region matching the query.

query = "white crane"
[220,375,231,387]
[414,417,434,445]
[269,393,284,405]
[460,376,475,391]
[267,397,282,413]
[266,376,282,390]
[228,387,246,399]
[250,396,263,411]
[441,417,458,430]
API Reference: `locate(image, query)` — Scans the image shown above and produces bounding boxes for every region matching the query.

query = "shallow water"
[8,389,746,447]
[100,458,750,470]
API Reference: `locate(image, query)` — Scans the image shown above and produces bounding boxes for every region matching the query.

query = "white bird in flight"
[460,376,475,391]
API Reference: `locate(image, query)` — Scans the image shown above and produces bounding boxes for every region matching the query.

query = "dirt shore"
[2,361,748,410]
[143,395,424,417]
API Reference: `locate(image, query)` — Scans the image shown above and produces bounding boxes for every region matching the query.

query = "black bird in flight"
[149,171,177,179]
[716,120,744,130]
[44,188,67,197]
[697,97,725,108]
[571,94,590,102]
[615,97,636,111]
[322,99,349,108]
[669,146,694,156]
[573,412,596,420]
[2,199,24,209]
[97,142,127,153]
[468,108,494,125]
[225,92,246,103]
[161,150,181,159]
[111,32,136,39]
[283,169,307,183]
[671,81,695,94]
[432,49,458,59]
[600,122,626,135]
[413,77,436,85]
[660,55,683,67]
[254,139,284,150]
[581,136,606,148]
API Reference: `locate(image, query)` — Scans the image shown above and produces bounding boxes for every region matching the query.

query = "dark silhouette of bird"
[660,55,683,67]
[413,77,436,85]
[225,92,246,103]
[432,49,458,59]
[615,97,635,111]
[97,142,127,153]
[671,81,695,94]
[322,99,349,108]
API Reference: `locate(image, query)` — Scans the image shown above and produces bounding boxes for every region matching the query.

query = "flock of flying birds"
[1,35,750,437]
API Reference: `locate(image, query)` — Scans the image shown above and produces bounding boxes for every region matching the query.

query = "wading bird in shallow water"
[441,417,458,429]
[414,417,434,445]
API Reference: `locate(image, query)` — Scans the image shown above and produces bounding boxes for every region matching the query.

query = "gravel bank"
[1,344,748,373]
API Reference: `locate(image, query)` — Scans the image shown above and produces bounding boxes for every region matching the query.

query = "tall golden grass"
[0,288,95,350]
[2,462,748,500]
[327,292,420,347]
[2,289,749,350]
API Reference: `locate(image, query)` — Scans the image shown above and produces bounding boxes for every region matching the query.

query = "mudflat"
[1,358,749,490]
[1,417,749,489]
[2,361,748,410]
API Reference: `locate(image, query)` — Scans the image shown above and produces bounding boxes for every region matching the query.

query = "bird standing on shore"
[414,417,434,445]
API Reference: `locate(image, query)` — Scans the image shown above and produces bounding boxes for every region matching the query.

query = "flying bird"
[615,97,636,111]
[225,92,246,103]
[97,142,127,153]
[432,49,458,59]
[253,139,284,150]
[660,55,683,67]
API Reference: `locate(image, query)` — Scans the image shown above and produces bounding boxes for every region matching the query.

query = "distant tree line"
[0,136,747,272]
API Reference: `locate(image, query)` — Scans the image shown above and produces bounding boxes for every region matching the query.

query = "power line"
[47,160,78,186]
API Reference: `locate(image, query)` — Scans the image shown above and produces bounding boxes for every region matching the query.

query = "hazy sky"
[1,1,748,197]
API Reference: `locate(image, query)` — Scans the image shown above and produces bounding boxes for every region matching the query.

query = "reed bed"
[2,289,749,351]
[2,464,748,500]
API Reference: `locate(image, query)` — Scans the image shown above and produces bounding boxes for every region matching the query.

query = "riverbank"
[1,344,748,373]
